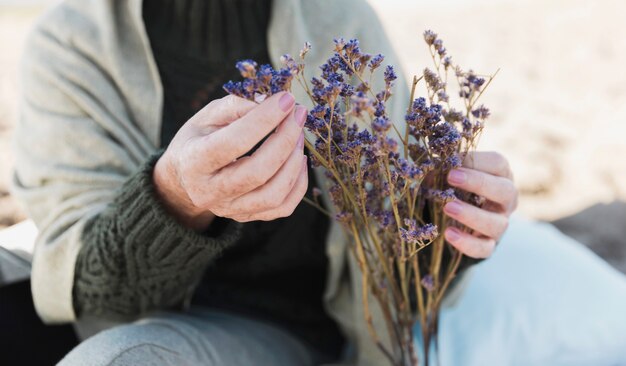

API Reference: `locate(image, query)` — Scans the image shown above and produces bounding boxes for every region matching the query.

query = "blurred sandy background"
[1,0,625,271]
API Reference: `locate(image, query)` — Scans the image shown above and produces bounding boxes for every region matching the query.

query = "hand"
[443,151,518,258]
[153,92,309,231]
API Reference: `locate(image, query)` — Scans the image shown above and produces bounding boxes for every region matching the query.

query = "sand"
[1,0,625,271]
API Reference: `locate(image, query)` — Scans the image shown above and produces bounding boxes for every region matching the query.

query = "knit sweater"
[72,0,344,357]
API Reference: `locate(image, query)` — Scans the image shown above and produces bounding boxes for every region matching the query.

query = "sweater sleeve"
[73,151,241,319]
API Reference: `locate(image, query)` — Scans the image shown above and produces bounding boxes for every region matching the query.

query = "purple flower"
[443,154,462,170]
[423,30,438,46]
[400,219,439,244]
[372,116,392,133]
[270,68,294,94]
[369,54,385,71]
[334,38,346,51]
[433,39,446,57]
[384,65,397,84]
[419,159,436,174]
[396,158,424,180]
[375,210,395,229]
[443,108,464,123]
[461,117,473,138]
[223,80,244,97]
[356,129,375,145]
[345,39,361,59]
[427,188,457,203]
[421,275,435,292]
[349,92,375,116]
[236,59,257,78]
[374,100,386,118]
[305,114,326,132]
[423,68,444,92]
[335,211,353,223]
[428,122,461,156]
[437,91,449,103]
[328,184,343,207]
[472,105,491,120]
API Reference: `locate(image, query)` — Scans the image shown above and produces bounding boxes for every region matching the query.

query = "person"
[11,0,518,365]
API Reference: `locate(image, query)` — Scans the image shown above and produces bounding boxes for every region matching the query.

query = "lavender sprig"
[223,31,497,366]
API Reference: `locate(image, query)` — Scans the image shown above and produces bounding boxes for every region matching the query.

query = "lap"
[59,309,317,366]
[425,216,626,366]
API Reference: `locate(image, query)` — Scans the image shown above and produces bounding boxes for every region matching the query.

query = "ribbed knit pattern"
[73,151,242,318]
[143,0,273,147]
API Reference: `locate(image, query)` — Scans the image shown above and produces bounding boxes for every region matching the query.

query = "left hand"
[443,151,518,259]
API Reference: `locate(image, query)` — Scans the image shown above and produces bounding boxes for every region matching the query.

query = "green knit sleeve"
[73,151,242,319]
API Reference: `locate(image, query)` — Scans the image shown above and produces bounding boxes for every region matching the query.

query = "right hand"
[153,92,308,231]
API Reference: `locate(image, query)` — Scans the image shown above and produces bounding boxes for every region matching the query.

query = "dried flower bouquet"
[224,31,497,366]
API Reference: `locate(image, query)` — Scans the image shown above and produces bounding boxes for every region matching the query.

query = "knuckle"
[276,136,296,158]
[211,176,235,197]
[185,186,212,208]
[267,154,289,175]
[492,152,510,174]
[266,191,284,209]
[469,170,486,190]
[279,204,297,218]
[282,175,298,193]
[500,216,510,234]
[240,170,265,190]
[256,109,279,129]
[255,195,276,210]
[212,94,234,110]
[207,97,222,109]
[186,192,204,208]
[480,239,497,258]
[258,212,277,221]
[233,214,252,223]
[204,134,229,160]
[511,192,520,210]
[210,206,226,217]
[501,181,517,201]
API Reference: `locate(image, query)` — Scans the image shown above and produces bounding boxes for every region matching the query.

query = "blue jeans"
[58,309,325,366]
[418,217,626,365]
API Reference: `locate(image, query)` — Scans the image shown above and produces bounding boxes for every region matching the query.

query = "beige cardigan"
[11,1,468,364]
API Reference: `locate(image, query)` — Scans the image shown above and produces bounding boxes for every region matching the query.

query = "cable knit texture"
[73,151,242,318]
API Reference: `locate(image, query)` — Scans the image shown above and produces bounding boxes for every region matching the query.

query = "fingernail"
[448,170,466,185]
[297,133,304,150]
[279,92,295,112]
[295,106,307,127]
[445,228,460,242]
[444,201,462,215]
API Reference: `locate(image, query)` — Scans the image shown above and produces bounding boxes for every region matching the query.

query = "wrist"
[153,155,216,231]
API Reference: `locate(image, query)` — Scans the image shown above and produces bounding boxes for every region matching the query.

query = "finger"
[229,147,307,211]
[448,168,517,209]
[443,200,509,240]
[193,94,258,128]
[444,227,496,259]
[233,157,308,222]
[217,106,306,193]
[201,92,296,169]
[462,151,513,179]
